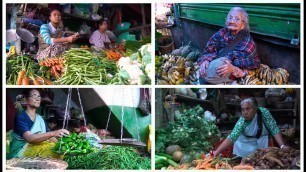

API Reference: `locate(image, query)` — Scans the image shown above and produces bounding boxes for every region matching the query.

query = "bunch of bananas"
[240,64,289,85]
[157,55,199,85]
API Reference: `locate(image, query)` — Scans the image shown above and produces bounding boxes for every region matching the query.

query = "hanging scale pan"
[98,138,146,147]
[16,28,35,43]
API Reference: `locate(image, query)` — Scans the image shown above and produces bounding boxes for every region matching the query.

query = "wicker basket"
[274,101,295,109]
[6,157,68,170]
[157,36,174,55]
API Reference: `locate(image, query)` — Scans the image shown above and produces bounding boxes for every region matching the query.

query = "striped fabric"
[40,24,52,45]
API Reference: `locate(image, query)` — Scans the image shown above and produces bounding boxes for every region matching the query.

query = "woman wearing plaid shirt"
[89,19,111,51]
[199,7,261,81]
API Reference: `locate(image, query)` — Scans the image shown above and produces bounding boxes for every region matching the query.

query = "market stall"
[155,3,300,85]
[6,3,152,85]
[6,88,151,170]
[155,88,300,170]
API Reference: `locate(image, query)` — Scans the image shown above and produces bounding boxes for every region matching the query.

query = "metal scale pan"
[98,138,146,147]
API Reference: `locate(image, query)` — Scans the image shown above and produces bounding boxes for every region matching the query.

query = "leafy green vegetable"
[118,69,131,84]
[156,105,220,153]
[124,40,142,52]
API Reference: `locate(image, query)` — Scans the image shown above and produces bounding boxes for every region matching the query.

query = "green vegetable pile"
[156,105,221,153]
[52,133,93,155]
[64,146,151,170]
[155,153,179,169]
[55,48,118,85]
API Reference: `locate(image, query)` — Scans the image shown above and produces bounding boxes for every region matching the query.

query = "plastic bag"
[204,111,216,122]
[205,57,232,84]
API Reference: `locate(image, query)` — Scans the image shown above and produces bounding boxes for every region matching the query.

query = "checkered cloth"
[198,28,260,70]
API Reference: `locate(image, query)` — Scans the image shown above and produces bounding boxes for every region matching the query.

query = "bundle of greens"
[156,105,220,153]
[64,146,151,170]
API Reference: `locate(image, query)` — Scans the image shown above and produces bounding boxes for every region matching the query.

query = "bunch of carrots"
[192,156,253,170]
[194,157,216,170]
[39,57,65,78]
[16,70,53,85]
[105,50,122,61]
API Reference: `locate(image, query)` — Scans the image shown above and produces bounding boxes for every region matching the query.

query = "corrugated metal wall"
[177,3,300,41]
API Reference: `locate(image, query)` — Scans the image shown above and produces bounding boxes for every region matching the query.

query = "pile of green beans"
[55,48,118,85]
[64,146,151,170]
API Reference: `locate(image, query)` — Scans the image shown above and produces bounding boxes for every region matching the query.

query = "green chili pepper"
[72,133,77,140]
[65,148,71,153]
[61,146,67,151]
[63,137,72,143]
[70,150,83,154]
[52,142,60,151]
[82,149,88,154]
[77,142,83,150]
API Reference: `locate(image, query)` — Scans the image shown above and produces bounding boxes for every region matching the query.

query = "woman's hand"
[66,35,78,43]
[200,60,210,77]
[217,59,235,77]
[281,145,291,150]
[51,129,70,137]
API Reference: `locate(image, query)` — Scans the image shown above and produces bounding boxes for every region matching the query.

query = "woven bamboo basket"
[6,157,68,170]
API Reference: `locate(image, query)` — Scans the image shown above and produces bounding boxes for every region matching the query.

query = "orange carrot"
[42,77,53,85]
[55,65,61,71]
[233,165,254,170]
[205,167,216,170]
[36,77,44,84]
[17,70,26,85]
[22,77,30,85]
[200,162,212,169]
[52,66,57,72]
[33,78,41,85]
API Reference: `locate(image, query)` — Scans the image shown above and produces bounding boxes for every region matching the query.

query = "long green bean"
[56,49,118,85]
[64,146,151,170]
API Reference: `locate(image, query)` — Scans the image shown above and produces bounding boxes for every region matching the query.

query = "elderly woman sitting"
[198,7,260,84]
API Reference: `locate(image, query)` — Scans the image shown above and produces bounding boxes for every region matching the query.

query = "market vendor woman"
[8,88,69,159]
[199,7,260,84]
[90,19,111,50]
[37,9,79,60]
[212,97,289,158]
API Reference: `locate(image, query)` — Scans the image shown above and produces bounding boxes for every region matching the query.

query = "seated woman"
[90,19,111,50]
[36,9,78,60]
[198,7,260,84]
[7,88,69,159]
